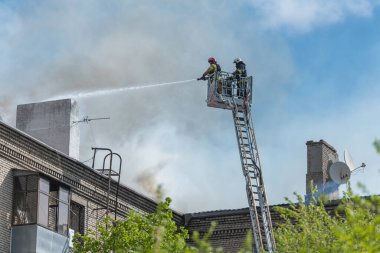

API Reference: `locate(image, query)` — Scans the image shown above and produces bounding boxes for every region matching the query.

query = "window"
[12,173,71,236]
[70,202,85,235]
[58,187,69,234]
[38,177,49,227]
[13,175,39,225]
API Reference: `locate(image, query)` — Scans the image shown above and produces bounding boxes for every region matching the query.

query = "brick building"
[0,99,340,252]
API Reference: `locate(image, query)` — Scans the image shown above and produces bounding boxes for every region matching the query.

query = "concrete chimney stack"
[306,140,339,200]
[16,99,80,160]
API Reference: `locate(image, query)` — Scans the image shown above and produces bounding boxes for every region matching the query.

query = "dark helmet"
[208,57,216,64]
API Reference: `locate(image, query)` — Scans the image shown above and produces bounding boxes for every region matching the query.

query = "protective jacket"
[202,63,221,79]
[233,61,247,79]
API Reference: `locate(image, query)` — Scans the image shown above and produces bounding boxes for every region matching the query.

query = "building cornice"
[0,121,184,223]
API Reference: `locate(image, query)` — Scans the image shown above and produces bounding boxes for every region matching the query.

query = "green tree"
[274,186,380,253]
[73,197,190,253]
[331,187,380,252]
[73,197,252,253]
[274,193,337,253]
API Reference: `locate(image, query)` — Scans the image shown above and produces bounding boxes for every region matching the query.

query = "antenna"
[329,161,351,184]
[72,116,110,125]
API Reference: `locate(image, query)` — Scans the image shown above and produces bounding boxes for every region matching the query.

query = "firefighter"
[197,57,221,81]
[232,57,247,97]
[197,57,223,95]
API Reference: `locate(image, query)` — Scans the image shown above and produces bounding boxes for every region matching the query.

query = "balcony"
[11,224,69,253]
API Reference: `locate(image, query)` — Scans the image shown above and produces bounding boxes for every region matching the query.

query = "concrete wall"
[16,99,80,160]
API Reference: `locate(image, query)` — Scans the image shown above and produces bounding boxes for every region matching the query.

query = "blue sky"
[0,0,380,212]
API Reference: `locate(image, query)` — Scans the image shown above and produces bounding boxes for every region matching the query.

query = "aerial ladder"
[206,72,276,253]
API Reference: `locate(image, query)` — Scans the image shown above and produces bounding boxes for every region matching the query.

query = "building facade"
[0,99,342,252]
[0,119,184,252]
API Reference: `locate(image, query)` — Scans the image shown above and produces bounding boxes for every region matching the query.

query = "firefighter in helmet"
[197,57,222,95]
[232,57,247,97]
[197,57,221,81]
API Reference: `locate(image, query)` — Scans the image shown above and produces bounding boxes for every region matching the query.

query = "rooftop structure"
[306,140,339,200]
[16,99,80,160]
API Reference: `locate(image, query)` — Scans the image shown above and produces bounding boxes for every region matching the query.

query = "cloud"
[249,0,380,32]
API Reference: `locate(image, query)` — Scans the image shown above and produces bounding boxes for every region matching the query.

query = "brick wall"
[0,156,24,252]
[306,140,339,199]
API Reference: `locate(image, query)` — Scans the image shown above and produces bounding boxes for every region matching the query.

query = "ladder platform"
[206,71,253,110]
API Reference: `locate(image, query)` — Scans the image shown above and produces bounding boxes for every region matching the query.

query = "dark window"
[13,174,71,236]
[13,175,38,225]
[48,189,58,231]
[70,202,85,235]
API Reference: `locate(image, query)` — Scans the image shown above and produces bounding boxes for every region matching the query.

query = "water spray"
[48,79,196,100]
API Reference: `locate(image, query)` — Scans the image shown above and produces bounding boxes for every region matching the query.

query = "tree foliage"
[73,197,253,253]
[73,198,189,252]
[274,186,380,253]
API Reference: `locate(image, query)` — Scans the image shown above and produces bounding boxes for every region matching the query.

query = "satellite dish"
[329,161,351,184]
[344,149,355,171]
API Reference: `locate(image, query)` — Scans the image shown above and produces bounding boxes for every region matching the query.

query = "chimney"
[16,99,80,160]
[306,140,339,200]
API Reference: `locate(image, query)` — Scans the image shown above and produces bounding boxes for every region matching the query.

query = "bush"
[274,185,380,253]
